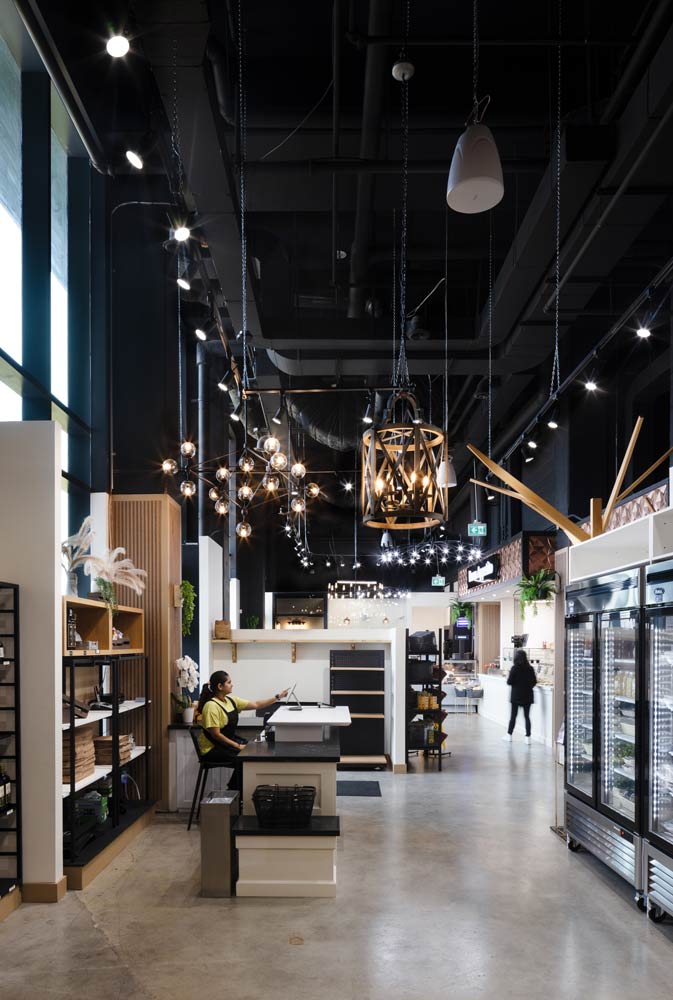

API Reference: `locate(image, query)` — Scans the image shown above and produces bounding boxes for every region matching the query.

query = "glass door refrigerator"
[643,559,673,921]
[565,569,643,900]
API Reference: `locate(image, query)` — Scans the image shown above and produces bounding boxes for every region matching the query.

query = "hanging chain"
[237,0,249,394]
[488,211,493,459]
[392,210,398,384]
[396,2,411,390]
[170,39,183,196]
[177,253,184,444]
[472,0,479,121]
[550,0,562,397]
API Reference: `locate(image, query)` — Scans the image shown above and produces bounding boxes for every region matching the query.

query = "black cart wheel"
[636,896,647,913]
[567,838,581,853]
[648,904,667,923]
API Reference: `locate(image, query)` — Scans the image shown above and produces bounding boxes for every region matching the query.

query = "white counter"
[271,705,351,741]
[478,673,554,746]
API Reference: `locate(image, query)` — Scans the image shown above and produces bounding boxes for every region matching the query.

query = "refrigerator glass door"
[600,611,638,822]
[649,611,673,847]
[567,619,595,798]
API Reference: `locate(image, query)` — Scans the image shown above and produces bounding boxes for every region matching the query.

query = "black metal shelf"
[0,582,20,892]
[405,628,449,770]
[63,651,153,864]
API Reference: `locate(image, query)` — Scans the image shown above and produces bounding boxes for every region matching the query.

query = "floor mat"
[336,780,381,797]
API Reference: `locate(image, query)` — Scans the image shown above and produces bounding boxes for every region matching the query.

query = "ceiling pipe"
[246,158,546,175]
[347,33,630,49]
[600,0,673,124]
[14,0,111,174]
[347,0,393,320]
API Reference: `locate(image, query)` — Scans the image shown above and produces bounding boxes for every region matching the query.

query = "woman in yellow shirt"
[196,670,289,769]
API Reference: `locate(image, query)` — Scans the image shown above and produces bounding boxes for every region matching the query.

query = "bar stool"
[187,727,241,831]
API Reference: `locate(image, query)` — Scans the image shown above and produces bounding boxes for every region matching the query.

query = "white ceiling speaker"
[446,124,504,214]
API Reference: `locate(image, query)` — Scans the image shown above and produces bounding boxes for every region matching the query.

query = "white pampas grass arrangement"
[62,516,95,573]
[85,547,147,595]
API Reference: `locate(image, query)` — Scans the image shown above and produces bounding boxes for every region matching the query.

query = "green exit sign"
[468,521,487,537]
[431,575,446,588]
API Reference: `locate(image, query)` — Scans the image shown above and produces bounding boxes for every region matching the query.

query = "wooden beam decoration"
[470,417,668,546]
[602,416,644,531]
[467,443,590,545]
[590,498,603,538]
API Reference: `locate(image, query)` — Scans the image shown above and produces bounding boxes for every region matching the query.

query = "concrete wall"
[0,421,64,898]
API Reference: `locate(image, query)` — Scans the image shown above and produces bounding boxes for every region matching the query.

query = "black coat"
[507,661,537,706]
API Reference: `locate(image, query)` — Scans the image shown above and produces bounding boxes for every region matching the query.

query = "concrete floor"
[2,715,673,999]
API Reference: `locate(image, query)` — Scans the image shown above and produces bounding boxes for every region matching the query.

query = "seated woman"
[196,670,288,783]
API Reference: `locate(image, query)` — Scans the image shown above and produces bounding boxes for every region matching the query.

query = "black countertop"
[239,728,341,763]
[234,816,340,837]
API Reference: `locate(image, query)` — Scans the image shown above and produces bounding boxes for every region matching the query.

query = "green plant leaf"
[180,580,196,637]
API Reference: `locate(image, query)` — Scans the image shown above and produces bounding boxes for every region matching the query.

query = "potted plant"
[450,600,473,624]
[180,580,196,637]
[515,570,557,618]
[244,613,260,629]
[84,547,147,615]
[172,655,199,724]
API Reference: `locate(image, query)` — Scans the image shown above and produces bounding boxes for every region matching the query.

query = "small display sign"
[468,521,487,536]
[467,555,501,588]
[431,575,446,588]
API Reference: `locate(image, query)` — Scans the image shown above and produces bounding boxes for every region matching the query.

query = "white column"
[263,592,274,629]
[198,536,223,681]
[0,422,65,899]
[229,577,240,628]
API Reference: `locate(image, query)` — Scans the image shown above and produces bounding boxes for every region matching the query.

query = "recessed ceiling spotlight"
[524,454,534,463]
[106,35,129,58]
[195,328,207,341]
[125,149,143,169]
[547,418,559,430]
[584,380,597,392]
[636,326,651,339]
[343,481,353,492]
[486,491,495,501]
[363,399,373,425]
[230,402,241,422]
[177,276,190,291]
[173,226,190,242]
[272,396,284,425]
[527,440,538,450]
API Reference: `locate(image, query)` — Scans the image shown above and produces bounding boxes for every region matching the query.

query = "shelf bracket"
[231,641,237,663]
[291,642,296,663]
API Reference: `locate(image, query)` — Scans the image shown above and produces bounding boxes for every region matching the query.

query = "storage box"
[214,620,231,640]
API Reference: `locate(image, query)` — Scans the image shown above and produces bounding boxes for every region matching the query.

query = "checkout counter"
[233,707,351,897]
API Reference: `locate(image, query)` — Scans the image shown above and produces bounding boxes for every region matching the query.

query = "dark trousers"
[508,703,531,736]
[202,744,241,790]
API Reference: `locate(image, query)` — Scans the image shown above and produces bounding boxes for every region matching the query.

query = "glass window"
[0,379,21,420]
[0,36,21,364]
[51,130,68,405]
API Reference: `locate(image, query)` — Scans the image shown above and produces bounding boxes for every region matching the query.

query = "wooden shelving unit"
[330,649,387,768]
[0,582,21,920]
[63,595,144,657]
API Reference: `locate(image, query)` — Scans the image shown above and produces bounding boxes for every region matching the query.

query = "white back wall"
[0,421,62,890]
[327,596,406,629]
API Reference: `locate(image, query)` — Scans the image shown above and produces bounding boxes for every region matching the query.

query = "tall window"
[0,36,21,367]
[51,129,68,405]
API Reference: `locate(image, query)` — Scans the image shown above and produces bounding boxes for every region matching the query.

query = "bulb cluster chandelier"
[328,580,410,600]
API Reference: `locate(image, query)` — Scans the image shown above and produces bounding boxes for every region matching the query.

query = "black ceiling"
[25,0,673,550]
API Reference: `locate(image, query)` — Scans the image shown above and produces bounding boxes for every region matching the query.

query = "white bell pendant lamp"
[446,123,504,214]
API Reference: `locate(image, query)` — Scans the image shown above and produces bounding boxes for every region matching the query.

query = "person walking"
[502,649,537,744]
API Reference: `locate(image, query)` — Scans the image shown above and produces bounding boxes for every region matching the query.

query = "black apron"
[202,696,248,755]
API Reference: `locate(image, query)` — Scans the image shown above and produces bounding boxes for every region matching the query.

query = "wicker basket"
[213,619,231,640]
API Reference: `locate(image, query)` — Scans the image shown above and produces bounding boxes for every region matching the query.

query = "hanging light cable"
[488,210,493,459]
[446,0,503,214]
[550,0,563,398]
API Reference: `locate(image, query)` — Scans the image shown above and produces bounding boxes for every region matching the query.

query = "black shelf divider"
[0,582,21,898]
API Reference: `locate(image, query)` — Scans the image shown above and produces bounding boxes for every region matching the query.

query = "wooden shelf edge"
[351,713,385,719]
[338,755,388,765]
[0,886,21,922]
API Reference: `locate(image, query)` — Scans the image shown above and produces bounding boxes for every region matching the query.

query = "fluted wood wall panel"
[477,604,500,669]
[111,494,182,807]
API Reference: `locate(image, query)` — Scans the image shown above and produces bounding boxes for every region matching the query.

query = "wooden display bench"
[62,596,144,657]
[234,816,340,897]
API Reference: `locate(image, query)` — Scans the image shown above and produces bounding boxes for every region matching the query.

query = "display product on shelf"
[0,582,21,897]
[405,628,448,769]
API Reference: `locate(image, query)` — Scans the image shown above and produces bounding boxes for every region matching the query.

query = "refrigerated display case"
[566,618,594,802]
[600,610,639,825]
[564,570,643,897]
[643,559,673,921]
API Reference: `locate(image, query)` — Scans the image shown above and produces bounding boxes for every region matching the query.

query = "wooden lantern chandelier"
[361,390,447,530]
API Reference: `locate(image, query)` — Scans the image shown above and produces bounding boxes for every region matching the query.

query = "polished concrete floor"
[2,715,673,999]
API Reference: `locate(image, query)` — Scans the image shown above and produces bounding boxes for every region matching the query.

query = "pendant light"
[446,0,503,214]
